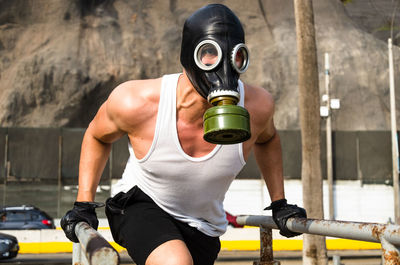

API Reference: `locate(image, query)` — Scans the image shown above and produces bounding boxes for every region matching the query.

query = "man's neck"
[176,73,211,125]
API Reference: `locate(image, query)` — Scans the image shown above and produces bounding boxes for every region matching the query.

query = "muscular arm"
[75,79,158,202]
[76,128,111,202]
[61,79,160,242]
[254,129,285,202]
[248,85,285,202]
[76,89,128,202]
[60,98,125,242]
[246,84,305,237]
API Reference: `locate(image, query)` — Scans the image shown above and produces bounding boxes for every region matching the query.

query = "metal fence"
[236,215,400,265]
[0,128,396,219]
[0,128,131,218]
[0,128,395,183]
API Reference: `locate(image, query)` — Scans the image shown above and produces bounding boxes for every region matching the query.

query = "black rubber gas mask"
[180,4,251,144]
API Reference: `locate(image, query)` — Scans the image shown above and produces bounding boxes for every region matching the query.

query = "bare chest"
[128,111,217,159]
[176,121,216,158]
[129,118,253,160]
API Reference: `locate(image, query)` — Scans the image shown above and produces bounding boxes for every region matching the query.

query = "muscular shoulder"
[243,82,276,143]
[244,83,275,123]
[106,78,162,131]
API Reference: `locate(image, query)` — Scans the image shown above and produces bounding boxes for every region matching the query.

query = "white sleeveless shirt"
[112,73,246,236]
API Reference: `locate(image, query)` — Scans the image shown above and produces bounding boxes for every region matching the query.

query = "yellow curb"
[18,239,381,254]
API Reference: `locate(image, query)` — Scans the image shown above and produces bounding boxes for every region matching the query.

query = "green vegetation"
[341,0,353,4]
[373,24,400,33]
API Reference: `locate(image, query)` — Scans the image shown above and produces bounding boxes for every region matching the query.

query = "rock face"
[0,0,399,130]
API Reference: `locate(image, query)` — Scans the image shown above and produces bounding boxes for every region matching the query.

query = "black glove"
[61,201,104,243]
[264,199,307,238]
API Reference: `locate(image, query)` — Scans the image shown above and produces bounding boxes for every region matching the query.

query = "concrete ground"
[0,250,383,265]
[215,250,382,265]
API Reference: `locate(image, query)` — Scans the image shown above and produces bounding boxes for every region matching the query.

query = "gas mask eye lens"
[235,50,244,68]
[231,44,249,73]
[194,40,222,71]
[201,46,218,66]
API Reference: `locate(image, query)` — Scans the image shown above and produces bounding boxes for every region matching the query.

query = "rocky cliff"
[0,0,399,130]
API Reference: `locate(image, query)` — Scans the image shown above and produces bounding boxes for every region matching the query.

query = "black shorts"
[105,186,221,265]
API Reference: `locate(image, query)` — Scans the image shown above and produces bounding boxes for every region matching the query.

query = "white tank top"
[112,73,246,236]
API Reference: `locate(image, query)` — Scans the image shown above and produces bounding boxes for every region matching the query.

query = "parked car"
[0,205,55,230]
[0,232,19,259]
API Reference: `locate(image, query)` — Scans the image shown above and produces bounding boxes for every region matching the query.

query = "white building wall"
[223,179,395,224]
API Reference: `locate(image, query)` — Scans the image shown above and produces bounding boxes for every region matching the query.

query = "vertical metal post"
[57,134,62,217]
[332,255,341,265]
[3,133,8,206]
[388,38,400,223]
[253,227,280,265]
[73,242,89,265]
[72,242,81,265]
[325,52,334,220]
[381,237,400,265]
[356,137,363,186]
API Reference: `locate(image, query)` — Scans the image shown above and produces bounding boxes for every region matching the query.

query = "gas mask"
[180,4,251,144]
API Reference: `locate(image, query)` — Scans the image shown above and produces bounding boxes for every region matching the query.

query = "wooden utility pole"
[293,0,328,264]
[388,38,400,223]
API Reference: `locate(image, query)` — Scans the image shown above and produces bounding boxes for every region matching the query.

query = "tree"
[293,0,328,264]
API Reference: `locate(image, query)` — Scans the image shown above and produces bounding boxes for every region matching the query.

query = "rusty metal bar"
[286,218,400,245]
[237,215,400,264]
[253,227,280,265]
[73,222,120,265]
[237,215,400,246]
[381,237,400,265]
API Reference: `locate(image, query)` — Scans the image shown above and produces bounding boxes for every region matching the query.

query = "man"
[61,4,306,265]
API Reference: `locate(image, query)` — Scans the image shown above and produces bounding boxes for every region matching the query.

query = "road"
[215,251,382,265]
[0,250,383,265]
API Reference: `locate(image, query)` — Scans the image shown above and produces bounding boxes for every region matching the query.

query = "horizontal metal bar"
[236,215,278,229]
[75,222,120,265]
[236,215,400,247]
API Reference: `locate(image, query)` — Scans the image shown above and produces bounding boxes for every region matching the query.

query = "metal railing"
[236,215,400,265]
[72,216,400,264]
[73,222,120,265]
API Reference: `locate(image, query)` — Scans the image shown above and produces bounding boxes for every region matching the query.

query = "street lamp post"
[320,53,340,220]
